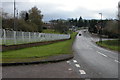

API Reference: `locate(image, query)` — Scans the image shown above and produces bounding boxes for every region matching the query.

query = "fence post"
[3,29,6,44]
[29,32,31,42]
[34,32,36,41]
[22,31,24,42]
[14,31,16,44]
[39,33,41,41]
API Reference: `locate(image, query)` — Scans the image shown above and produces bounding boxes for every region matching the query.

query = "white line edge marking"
[73,60,77,63]
[79,70,86,74]
[97,51,108,57]
[75,64,80,68]
[114,60,120,63]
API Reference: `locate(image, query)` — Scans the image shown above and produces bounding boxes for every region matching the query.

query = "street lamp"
[99,13,102,43]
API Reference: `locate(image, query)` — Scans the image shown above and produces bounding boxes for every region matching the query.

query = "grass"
[1,32,77,63]
[96,40,120,52]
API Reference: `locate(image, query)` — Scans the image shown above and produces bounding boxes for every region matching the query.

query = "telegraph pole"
[17,10,18,19]
[14,0,16,30]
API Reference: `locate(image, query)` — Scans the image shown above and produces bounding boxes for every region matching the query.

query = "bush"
[103,20,119,38]
[17,19,38,32]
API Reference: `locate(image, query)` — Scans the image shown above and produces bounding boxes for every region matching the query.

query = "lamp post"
[99,13,102,43]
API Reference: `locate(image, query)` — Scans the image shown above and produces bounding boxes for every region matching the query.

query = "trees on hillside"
[67,17,88,28]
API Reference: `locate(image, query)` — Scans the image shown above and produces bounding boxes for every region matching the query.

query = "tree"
[28,6,43,32]
[88,19,98,33]
[50,19,69,33]
[83,20,88,27]
[77,16,84,27]
[2,10,14,29]
[25,12,29,21]
[103,20,119,38]
[19,11,28,21]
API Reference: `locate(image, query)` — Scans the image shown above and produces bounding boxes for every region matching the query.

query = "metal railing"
[0,29,70,45]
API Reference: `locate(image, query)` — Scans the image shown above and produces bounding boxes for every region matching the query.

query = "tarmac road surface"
[70,29,119,78]
[2,61,80,78]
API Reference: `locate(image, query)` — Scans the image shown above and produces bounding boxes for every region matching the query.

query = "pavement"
[2,61,80,78]
[2,53,79,78]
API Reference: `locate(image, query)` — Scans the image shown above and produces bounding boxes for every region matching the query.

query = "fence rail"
[0,29,70,45]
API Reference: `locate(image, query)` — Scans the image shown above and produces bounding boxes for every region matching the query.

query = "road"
[2,30,119,78]
[2,61,80,78]
[69,30,119,78]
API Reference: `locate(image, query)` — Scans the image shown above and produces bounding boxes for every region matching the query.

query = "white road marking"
[73,60,77,63]
[66,61,70,63]
[75,64,80,68]
[79,70,86,74]
[97,51,108,57]
[68,68,72,71]
[84,37,113,53]
[114,60,120,63]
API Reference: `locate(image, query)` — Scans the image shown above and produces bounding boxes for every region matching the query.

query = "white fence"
[0,29,70,45]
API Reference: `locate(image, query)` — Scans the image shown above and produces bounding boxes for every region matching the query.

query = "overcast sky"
[1,0,120,21]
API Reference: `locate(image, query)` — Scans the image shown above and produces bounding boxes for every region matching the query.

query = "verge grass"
[2,32,77,63]
[96,40,120,52]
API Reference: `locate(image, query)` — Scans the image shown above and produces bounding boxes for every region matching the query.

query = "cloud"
[1,0,119,21]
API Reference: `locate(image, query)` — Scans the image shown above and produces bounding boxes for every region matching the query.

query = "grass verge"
[1,32,77,63]
[96,40,120,52]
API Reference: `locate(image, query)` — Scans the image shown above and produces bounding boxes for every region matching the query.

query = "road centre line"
[75,64,80,68]
[73,60,77,63]
[79,70,86,74]
[97,51,108,57]
[84,37,113,53]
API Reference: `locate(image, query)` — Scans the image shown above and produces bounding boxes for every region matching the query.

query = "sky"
[1,0,120,21]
